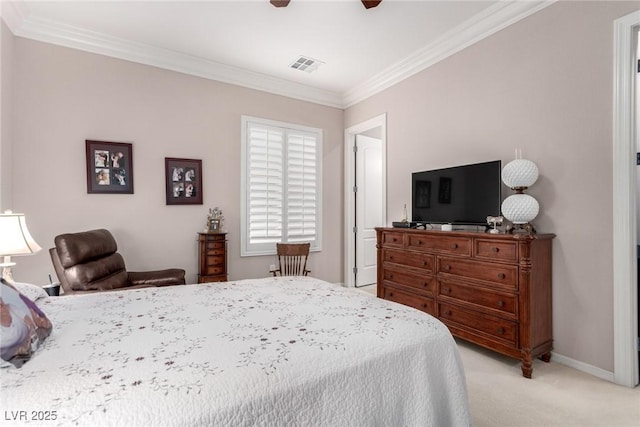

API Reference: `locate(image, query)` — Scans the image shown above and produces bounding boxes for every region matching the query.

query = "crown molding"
[2,2,344,108]
[342,0,556,108]
[2,1,555,109]
[0,0,29,33]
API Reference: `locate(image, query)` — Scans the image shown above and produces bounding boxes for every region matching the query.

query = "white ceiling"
[1,0,552,108]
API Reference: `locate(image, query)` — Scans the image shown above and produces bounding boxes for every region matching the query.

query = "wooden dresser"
[376,227,554,378]
[197,232,228,283]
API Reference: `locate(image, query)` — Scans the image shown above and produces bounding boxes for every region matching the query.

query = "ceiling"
[1,0,552,108]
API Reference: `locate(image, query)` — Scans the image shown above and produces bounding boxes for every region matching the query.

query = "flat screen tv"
[411,160,502,226]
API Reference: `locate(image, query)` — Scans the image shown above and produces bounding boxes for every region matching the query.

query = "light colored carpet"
[458,339,639,427]
[356,284,640,426]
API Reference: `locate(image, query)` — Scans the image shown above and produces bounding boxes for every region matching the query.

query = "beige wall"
[1,20,13,209]
[345,1,638,372]
[9,36,344,285]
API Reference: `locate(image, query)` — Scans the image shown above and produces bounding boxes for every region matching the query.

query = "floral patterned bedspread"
[1,277,470,426]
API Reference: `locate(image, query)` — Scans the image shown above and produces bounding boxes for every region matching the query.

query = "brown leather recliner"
[49,229,186,294]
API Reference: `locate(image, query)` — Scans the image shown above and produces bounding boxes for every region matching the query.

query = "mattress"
[1,276,470,426]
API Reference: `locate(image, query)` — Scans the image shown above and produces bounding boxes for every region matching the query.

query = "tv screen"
[411,160,502,225]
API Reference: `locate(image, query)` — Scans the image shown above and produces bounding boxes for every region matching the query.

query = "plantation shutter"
[241,116,322,256]
[287,132,317,242]
[247,124,283,246]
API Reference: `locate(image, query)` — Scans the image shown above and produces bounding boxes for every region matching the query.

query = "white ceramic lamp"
[501,159,539,190]
[500,154,539,234]
[0,211,42,282]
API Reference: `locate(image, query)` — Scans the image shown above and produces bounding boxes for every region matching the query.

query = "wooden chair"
[271,243,311,276]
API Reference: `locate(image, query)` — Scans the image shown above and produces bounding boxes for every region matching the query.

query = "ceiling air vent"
[289,56,324,73]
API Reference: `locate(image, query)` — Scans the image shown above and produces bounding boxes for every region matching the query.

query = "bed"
[1,277,470,426]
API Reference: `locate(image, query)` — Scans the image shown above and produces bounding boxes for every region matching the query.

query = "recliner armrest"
[128,269,186,287]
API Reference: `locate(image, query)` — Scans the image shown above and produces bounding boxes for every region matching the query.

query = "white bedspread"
[1,277,470,426]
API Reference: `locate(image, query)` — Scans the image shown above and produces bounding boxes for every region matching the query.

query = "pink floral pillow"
[0,279,52,368]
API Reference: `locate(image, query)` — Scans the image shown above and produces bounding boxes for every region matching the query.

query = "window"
[241,116,322,256]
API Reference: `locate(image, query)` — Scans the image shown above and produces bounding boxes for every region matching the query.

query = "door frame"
[613,9,639,387]
[344,113,387,288]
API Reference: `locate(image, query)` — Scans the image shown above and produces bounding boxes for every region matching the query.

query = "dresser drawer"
[474,240,517,262]
[383,287,435,315]
[439,302,517,345]
[407,235,471,256]
[205,241,225,250]
[383,249,434,272]
[383,267,436,295]
[381,232,404,248]
[438,257,518,288]
[438,280,517,317]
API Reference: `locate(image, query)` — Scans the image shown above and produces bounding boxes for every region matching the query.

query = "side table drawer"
[206,246,225,256]
[206,255,225,267]
[198,275,227,283]
[205,265,225,275]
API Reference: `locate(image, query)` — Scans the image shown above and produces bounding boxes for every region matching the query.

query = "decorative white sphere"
[501,159,539,188]
[501,194,539,224]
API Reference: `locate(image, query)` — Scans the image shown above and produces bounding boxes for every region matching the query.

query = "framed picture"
[165,158,203,205]
[86,140,133,194]
[208,218,221,233]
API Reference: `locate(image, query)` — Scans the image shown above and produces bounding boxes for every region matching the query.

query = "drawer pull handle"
[422,303,427,308]
[417,240,423,245]
[445,310,452,316]
[389,274,394,279]
[492,247,499,253]
[389,256,394,260]
[443,287,451,294]
[422,261,427,266]
[444,265,451,271]
[497,273,506,280]
[498,327,506,334]
[389,292,394,297]
[392,238,397,242]
[423,282,429,288]
[497,300,505,307]
[451,243,458,249]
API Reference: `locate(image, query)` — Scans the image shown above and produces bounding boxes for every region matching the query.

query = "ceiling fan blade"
[361,0,382,9]
[271,0,380,9]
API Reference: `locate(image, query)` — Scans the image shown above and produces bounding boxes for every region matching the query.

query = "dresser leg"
[521,354,533,378]
[539,352,551,363]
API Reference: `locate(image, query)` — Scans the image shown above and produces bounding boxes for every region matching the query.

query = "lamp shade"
[501,159,539,189]
[501,194,539,224]
[0,212,42,256]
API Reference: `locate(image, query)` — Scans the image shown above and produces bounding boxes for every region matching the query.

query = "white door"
[355,134,383,287]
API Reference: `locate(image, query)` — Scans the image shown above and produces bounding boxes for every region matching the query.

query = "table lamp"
[0,211,42,282]
[501,150,539,234]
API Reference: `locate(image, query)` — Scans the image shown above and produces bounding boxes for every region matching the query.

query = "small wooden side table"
[197,232,228,283]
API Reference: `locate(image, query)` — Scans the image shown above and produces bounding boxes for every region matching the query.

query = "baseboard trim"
[551,352,614,383]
